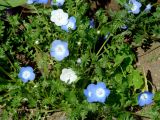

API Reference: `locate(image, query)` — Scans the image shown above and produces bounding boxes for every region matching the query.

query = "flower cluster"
[18,0,155,109]
[61,16,77,32]
[84,82,110,103]
[50,9,76,32]
[127,1,152,14]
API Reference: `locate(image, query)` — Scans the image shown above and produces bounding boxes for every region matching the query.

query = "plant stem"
[96,33,110,56]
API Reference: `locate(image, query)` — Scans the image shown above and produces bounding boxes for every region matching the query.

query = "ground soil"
[136,42,160,91]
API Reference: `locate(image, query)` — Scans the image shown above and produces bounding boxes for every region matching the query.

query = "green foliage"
[0,0,26,10]
[0,0,159,119]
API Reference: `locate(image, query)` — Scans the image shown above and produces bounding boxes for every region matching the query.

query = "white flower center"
[55,45,65,55]
[140,93,148,100]
[67,73,72,79]
[131,4,138,11]
[67,22,74,29]
[57,13,64,21]
[22,71,31,79]
[96,88,105,98]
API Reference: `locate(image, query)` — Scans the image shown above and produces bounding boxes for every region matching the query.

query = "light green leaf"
[128,70,144,89]
[154,91,160,102]
[0,0,26,10]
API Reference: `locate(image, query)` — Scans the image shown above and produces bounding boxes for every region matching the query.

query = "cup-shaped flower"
[61,16,76,32]
[18,66,35,83]
[128,0,142,14]
[84,84,97,103]
[52,0,65,7]
[60,68,77,84]
[50,40,69,61]
[50,9,68,26]
[84,82,110,103]
[27,0,48,4]
[138,91,154,106]
[144,4,152,12]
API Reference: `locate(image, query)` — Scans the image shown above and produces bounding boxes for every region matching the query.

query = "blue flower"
[50,40,69,61]
[84,82,110,103]
[128,0,142,14]
[84,84,97,103]
[27,0,48,4]
[52,0,65,7]
[89,19,95,28]
[138,91,154,106]
[18,66,35,83]
[144,4,152,12]
[61,16,76,32]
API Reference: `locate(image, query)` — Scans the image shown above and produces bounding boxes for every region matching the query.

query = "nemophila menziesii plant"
[84,82,110,103]
[138,91,154,107]
[50,9,68,26]
[1,0,160,119]
[128,0,142,14]
[50,40,69,61]
[60,68,77,84]
[18,66,35,83]
[61,16,77,32]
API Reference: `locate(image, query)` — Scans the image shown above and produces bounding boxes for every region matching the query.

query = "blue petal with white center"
[128,0,142,14]
[50,40,69,61]
[52,0,65,7]
[95,82,110,103]
[138,91,154,106]
[61,16,76,32]
[84,82,110,103]
[84,84,97,103]
[18,66,35,83]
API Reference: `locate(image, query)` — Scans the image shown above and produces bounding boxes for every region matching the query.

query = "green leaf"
[128,70,144,89]
[0,0,26,9]
[114,54,126,67]
[154,91,160,102]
